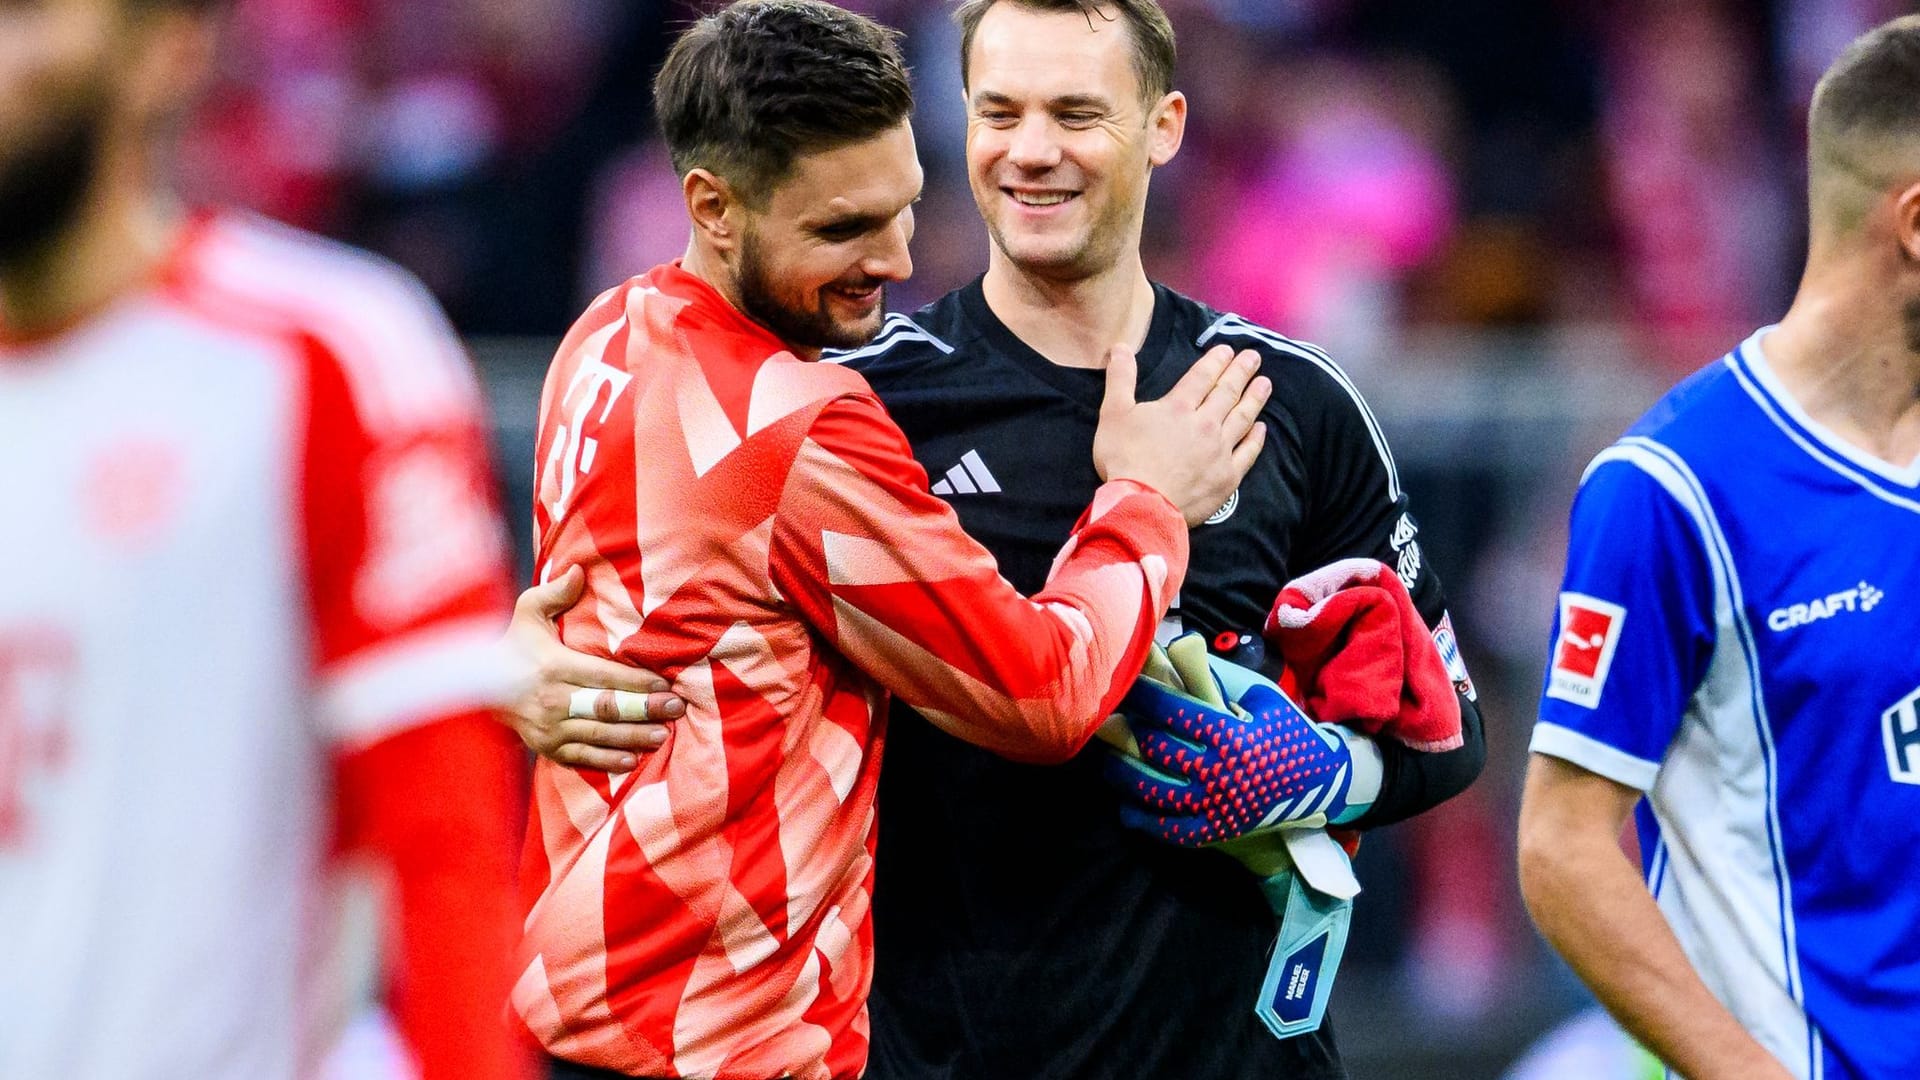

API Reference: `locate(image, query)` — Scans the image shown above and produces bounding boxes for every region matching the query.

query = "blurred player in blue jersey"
[1518,16,1920,1080]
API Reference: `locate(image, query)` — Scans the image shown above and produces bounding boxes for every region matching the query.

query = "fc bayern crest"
[1205,489,1240,526]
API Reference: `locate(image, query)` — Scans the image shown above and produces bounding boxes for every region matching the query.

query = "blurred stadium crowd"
[166,0,1912,1074]
[187,0,1906,358]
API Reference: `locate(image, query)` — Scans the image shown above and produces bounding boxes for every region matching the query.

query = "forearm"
[869,487,1184,760]
[1517,762,1791,1080]
[778,443,1189,763]
[1349,690,1485,828]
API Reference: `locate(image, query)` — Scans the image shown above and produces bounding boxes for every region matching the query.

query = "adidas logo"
[931,450,1001,496]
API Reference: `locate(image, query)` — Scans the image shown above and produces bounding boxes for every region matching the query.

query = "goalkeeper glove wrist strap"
[1326,726,1383,825]
[1255,869,1353,1040]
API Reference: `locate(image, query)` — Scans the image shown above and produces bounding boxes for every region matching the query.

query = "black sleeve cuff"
[1348,690,1487,830]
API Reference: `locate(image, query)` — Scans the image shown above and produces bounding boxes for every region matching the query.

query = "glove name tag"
[1255,869,1353,1040]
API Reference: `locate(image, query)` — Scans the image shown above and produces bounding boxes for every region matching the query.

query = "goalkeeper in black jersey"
[851,4,1484,1069]
[505,1,1486,1077]
[835,285,1483,1079]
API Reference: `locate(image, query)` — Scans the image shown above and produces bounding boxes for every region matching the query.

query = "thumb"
[519,563,586,619]
[1100,345,1139,418]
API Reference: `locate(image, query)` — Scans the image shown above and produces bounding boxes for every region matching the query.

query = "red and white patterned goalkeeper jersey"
[515,263,1188,1079]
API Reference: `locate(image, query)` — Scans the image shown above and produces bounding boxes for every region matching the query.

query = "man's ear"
[685,169,742,258]
[1147,91,1187,169]
[1895,178,1920,263]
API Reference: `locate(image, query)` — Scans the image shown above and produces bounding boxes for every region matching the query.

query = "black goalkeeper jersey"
[836,278,1486,1080]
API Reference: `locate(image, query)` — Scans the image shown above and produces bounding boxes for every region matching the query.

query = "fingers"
[1227,420,1269,479]
[1164,344,1235,409]
[1100,751,1190,811]
[517,564,585,620]
[544,653,670,696]
[551,741,646,774]
[1197,351,1262,426]
[558,717,671,753]
[509,572,673,699]
[642,690,687,720]
[1135,728,1209,779]
[1120,681,1222,747]
[1099,345,1140,419]
[1220,372,1271,443]
[531,717,676,775]
[567,688,685,723]
[1117,804,1209,847]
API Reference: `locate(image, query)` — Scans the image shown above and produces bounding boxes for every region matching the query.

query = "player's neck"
[0,178,177,340]
[981,253,1155,370]
[678,240,823,362]
[1767,276,1920,470]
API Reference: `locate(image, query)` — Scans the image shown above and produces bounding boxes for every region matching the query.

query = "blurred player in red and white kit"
[513,4,1268,1078]
[0,2,529,1078]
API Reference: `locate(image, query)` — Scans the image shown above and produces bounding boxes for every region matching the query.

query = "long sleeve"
[1279,345,1487,826]
[1352,690,1486,828]
[769,393,1188,764]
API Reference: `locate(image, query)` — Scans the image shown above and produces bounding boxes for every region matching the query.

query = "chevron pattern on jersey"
[516,265,1188,1080]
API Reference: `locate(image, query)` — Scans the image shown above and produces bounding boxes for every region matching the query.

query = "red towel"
[1263,558,1463,753]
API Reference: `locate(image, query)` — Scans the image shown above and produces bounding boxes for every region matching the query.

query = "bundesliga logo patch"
[1547,593,1626,708]
[1432,613,1476,701]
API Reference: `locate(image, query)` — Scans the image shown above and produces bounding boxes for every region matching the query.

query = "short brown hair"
[954,0,1176,108]
[1811,15,1920,150]
[654,0,914,205]
[1808,15,1920,231]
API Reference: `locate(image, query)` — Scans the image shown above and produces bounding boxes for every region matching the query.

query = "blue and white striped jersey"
[1533,327,1920,1080]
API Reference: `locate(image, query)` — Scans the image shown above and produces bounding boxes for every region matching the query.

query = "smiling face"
[730,120,923,352]
[963,2,1184,283]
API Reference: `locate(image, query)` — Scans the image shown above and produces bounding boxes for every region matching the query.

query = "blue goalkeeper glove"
[1101,636,1374,847]
[1096,633,1373,1040]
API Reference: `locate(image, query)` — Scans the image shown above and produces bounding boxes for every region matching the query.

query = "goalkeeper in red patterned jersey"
[512,4,1270,1079]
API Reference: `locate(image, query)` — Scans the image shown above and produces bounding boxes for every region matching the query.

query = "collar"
[957,275,1180,414]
